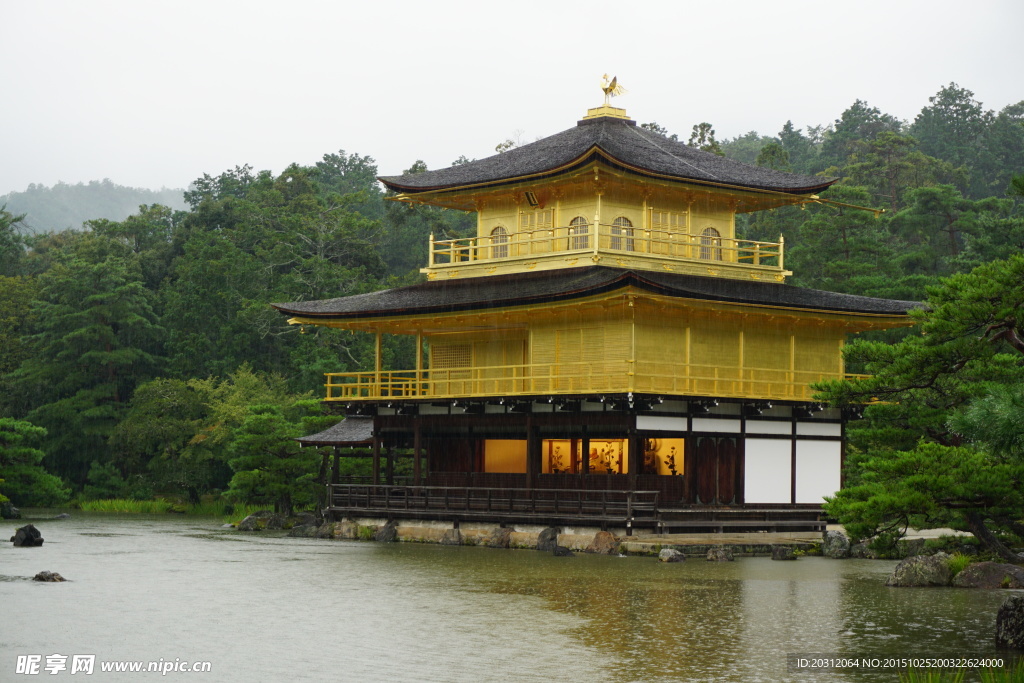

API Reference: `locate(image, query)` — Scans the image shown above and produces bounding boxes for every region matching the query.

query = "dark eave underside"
[272,266,920,320]
[378,117,835,196]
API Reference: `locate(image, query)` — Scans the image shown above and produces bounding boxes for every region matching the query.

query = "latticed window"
[568,216,590,250]
[700,227,722,261]
[490,225,509,259]
[610,216,634,251]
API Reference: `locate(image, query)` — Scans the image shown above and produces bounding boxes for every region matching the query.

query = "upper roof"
[378,115,836,196]
[273,266,919,320]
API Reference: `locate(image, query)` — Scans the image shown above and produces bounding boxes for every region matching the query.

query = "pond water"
[1,513,1019,682]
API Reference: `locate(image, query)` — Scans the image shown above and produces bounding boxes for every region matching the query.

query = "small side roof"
[378,116,835,196]
[296,417,374,446]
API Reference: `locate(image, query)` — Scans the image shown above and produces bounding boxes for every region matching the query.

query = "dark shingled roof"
[296,418,374,446]
[379,116,836,195]
[273,267,920,319]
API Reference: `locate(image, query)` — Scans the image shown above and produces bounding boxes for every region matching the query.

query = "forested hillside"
[1,180,188,234]
[1,82,1021,515]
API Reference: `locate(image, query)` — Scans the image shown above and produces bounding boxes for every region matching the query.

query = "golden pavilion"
[274,96,915,533]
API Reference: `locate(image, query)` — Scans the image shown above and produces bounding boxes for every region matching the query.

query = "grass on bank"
[77,498,267,522]
[900,660,1024,683]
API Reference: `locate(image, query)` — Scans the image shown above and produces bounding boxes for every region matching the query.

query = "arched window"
[490,225,509,259]
[610,216,634,251]
[568,216,590,250]
[700,227,722,261]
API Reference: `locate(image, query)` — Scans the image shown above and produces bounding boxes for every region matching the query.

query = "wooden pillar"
[374,331,382,396]
[415,332,423,396]
[413,420,422,486]
[581,434,590,475]
[372,434,381,486]
[332,448,340,485]
[526,417,541,489]
[628,432,642,488]
[385,445,394,485]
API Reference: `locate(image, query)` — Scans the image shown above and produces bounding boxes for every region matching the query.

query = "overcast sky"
[2,0,1022,196]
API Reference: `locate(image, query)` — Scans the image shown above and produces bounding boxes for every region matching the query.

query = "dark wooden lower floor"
[325,483,825,534]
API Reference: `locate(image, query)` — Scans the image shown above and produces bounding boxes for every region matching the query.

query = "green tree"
[10,234,163,485]
[755,142,792,171]
[639,122,678,141]
[0,418,69,507]
[818,100,902,171]
[910,83,992,183]
[0,205,29,276]
[687,122,724,156]
[225,402,321,516]
[817,255,1024,559]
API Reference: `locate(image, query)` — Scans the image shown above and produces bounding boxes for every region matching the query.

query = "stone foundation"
[314,518,815,557]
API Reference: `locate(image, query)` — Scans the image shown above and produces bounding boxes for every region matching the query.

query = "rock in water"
[996,596,1024,650]
[585,531,620,555]
[11,524,44,547]
[885,553,952,587]
[771,545,797,561]
[485,527,512,549]
[537,527,562,552]
[2,501,22,519]
[374,520,398,543]
[707,546,734,562]
[32,571,65,582]
[659,548,686,563]
[552,546,574,557]
[53,513,70,520]
[951,562,1024,589]
[822,530,851,559]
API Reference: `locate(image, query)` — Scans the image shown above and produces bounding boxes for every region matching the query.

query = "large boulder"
[10,524,43,547]
[485,527,512,549]
[771,545,797,561]
[315,522,338,539]
[585,531,620,555]
[537,527,562,552]
[237,510,274,531]
[952,562,1024,589]
[32,571,65,582]
[707,546,734,562]
[287,524,318,538]
[886,553,952,587]
[822,530,851,559]
[659,548,686,563]
[373,520,398,543]
[996,596,1024,650]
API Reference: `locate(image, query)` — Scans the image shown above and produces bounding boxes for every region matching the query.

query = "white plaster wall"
[795,441,842,503]
[796,422,842,437]
[745,420,792,435]
[636,416,687,432]
[691,417,741,433]
[744,438,792,504]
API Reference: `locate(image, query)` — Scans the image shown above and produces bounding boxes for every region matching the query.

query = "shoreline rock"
[952,562,1024,589]
[886,553,952,587]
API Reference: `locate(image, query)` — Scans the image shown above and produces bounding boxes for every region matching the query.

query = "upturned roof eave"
[378,145,836,199]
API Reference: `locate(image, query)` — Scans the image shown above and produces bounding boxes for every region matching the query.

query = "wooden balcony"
[424,223,788,281]
[325,360,865,403]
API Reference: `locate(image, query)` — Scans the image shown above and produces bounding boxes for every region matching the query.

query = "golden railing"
[428,223,784,270]
[325,361,864,402]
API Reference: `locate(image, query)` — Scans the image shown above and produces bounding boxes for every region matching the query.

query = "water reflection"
[1,515,1017,683]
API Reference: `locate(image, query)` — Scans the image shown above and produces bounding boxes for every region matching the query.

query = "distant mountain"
[1,180,188,234]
